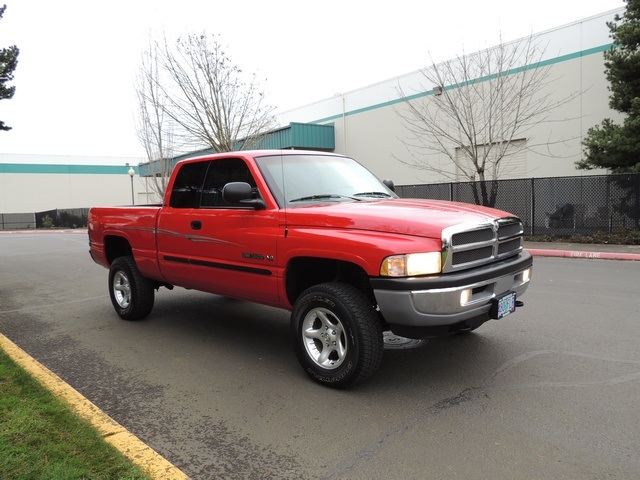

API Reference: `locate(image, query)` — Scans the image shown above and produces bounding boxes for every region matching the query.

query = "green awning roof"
[249,122,335,150]
[139,122,335,177]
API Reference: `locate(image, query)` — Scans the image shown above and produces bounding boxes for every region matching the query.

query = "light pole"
[334,92,347,154]
[128,166,135,205]
[341,92,347,155]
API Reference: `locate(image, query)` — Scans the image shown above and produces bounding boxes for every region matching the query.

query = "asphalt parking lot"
[1,231,639,479]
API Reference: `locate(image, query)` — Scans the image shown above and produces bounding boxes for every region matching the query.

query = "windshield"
[255,153,397,208]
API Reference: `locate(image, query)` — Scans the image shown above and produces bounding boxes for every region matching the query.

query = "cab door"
[158,157,280,304]
[187,157,280,304]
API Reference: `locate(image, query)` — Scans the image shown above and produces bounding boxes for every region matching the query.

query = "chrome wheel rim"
[302,307,347,370]
[113,271,131,309]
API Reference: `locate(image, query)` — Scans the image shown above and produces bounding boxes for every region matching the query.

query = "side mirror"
[222,182,266,210]
[383,179,395,192]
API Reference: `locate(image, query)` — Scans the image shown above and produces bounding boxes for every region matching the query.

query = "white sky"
[0,0,624,159]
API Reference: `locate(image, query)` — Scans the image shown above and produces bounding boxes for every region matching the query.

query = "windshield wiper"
[289,194,361,203]
[352,191,393,198]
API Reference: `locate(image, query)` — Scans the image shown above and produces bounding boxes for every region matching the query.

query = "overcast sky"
[0,0,624,160]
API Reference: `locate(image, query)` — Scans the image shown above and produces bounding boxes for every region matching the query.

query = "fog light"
[460,288,472,306]
[522,268,532,284]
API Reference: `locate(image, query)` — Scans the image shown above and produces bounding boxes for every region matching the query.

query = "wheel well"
[104,235,133,265]
[285,257,375,306]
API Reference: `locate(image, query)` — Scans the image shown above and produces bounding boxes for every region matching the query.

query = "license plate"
[491,292,517,319]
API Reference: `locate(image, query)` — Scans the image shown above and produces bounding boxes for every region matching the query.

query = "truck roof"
[177,149,345,165]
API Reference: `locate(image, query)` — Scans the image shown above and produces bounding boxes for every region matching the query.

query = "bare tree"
[135,42,175,200]
[157,33,276,153]
[135,33,276,199]
[396,34,577,206]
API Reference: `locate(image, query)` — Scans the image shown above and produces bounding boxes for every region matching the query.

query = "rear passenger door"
[156,160,209,288]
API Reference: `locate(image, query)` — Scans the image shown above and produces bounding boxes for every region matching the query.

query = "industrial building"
[0,8,624,225]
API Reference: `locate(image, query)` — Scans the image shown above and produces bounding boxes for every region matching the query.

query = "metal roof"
[139,122,335,177]
[249,122,334,150]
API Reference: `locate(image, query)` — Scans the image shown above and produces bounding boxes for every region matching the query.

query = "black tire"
[108,256,155,320]
[291,282,384,388]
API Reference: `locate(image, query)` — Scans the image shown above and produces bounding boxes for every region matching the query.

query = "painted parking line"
[0,333,189,480]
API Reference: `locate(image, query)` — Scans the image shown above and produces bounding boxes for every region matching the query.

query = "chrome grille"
[442,217,524,273]
[498,222,522,240]
[452,246,494,265]
[452,228,494,245]
[498,238,522,255]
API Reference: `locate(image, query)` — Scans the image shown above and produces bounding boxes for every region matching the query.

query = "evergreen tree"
[0,4,18,132]
[578,0,640,173]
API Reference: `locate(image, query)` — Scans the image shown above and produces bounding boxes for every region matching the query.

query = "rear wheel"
[108,256,155,320]
[291,282,383,388]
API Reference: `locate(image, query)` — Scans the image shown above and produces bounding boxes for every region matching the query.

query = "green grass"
[0,348,150,480]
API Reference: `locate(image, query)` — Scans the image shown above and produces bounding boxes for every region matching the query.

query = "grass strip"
[0,347,150,480]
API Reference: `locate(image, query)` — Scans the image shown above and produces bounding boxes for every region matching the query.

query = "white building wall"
[276,8,624,185]
[0,153,146,213]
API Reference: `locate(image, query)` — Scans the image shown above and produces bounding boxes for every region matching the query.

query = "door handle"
[190,220,202,230]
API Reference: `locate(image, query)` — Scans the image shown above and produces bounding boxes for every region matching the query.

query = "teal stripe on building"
[311,43,614,124]
[0,164,139,175]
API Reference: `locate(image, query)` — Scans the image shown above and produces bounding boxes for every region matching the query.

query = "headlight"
[380,252,442,277]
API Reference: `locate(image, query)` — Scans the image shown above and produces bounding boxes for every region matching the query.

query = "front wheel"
[108,256,155,320]
[291,282,383,388]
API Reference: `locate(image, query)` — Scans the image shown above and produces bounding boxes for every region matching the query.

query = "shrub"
[41,215,54,229]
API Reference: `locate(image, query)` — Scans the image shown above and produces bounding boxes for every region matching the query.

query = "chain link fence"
[3,175,640,235]
[395,173,640,236]
[0,209,89,230]
[34,208,90,229]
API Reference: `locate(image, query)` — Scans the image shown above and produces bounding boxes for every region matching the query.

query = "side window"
[201,158,258,208]
[169,161,209,208]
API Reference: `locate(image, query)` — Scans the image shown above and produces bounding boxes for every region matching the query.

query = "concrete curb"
[526,248,640,261]
[0,333,189,480]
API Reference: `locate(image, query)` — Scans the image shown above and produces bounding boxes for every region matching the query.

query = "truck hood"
[284,198,514,238]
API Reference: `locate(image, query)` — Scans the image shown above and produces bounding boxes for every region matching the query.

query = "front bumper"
[371,252,532,333]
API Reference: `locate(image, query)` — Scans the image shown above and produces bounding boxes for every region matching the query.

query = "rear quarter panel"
[88,206,163,280]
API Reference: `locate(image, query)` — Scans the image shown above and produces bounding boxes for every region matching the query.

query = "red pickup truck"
[88,150,532,388]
